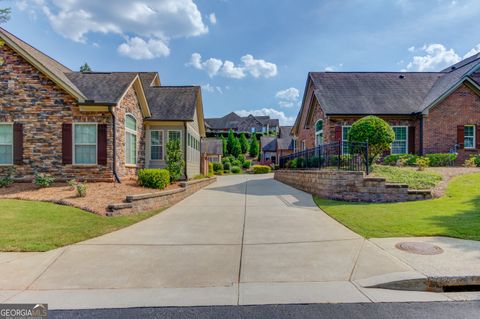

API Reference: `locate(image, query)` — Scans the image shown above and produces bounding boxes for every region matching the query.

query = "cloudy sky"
[4,0,480,124]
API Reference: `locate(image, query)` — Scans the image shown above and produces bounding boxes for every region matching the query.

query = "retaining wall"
[274,170,431,203]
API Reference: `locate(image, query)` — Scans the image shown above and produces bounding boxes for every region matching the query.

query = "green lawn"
[0,199,162,252]
[314,173,480,240]
[371,165,442,190]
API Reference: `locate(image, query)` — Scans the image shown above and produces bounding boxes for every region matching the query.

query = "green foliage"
[208,162,214,177]
[220,135,227,155]
[242,160,252,169]
[372,165,442,190]
[166,139,184,182]
[0,175,13,188]
[238,154,245,163]
[383,154,417,166]
[231,138,241,158]
[239,133,249,154]
[212,162,223,174]
[67,179,77,191]
[314,173,480,240]
[137,169,170,189]
[231,166,241,174]
[425,153,457,167]
[231,159,242,167]
[249,133,259,157]
[226,130,236,156]
[0,3,11,24]
[75,182,87,197]
[193,174,206,180]
[415,157,429,171]
[80,62,92,72]
[348,116,395,164]
[33,173,55,188]
[223,161,231,171]
[252,165,272,174]
[464,155,480,167]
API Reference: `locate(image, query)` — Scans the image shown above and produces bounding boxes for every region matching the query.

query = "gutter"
[109,106,121,183]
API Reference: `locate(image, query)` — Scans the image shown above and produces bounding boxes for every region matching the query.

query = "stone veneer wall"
[108,177,217,215]
[274,170,431,202]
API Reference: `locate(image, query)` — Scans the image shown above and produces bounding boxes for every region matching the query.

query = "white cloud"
[405,44,461,71]
[22,0,208,59]
[208,13,217,25]
[118,36,170,59]
[187,53,277,79]
[235,108,295,125]
[464,44,480,59]
[324,66,335,72]
[408,46,416,52]
[275,87,300,108]
[201,84,223,94]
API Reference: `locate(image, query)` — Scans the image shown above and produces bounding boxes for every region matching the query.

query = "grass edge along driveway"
[0,199,162,252]
[314,173,480,241]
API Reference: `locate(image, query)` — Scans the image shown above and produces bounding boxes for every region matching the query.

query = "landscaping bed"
[0,199,163,251]
[0,180,181,215]
[371,165,442,190]
[314,173,480,241]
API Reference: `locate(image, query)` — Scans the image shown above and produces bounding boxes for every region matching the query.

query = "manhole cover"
[395,242,444,255]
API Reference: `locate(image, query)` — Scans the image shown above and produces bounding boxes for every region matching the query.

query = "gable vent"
[399,74,405,79]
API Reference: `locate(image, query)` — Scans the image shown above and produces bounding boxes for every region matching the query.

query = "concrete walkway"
[0,174,477,309]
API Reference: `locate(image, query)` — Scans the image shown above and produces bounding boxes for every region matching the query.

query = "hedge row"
[383,153,457,167]
[138,169,170,189]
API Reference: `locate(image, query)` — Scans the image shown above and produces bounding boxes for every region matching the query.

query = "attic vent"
[399,75,405,79]
[451,66,457,70]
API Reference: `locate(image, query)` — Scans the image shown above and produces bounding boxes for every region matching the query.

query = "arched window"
[125,114,137,165]
[315,119,323,146]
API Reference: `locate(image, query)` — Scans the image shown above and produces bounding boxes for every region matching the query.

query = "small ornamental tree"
[231,137,242,158]
[226,129,236,156]
[239,133,249,154]
[348,115,395,165]
[166,139,185,182]
[249,133,259,158]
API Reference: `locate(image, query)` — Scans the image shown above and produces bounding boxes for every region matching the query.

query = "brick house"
[291,54,480,162]
[205,112,279,136]
[260,126,294,164]
[0,28,205,181]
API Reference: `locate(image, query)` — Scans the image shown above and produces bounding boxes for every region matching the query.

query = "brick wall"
[0,43,114,181]
[274,170,431,202]
[424,84,480,161]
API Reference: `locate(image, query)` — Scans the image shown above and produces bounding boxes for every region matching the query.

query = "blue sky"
[4,0,480,124]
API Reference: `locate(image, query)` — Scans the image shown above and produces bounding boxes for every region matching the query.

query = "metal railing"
[279,141,369,174]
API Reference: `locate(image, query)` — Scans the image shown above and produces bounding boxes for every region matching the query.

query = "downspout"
[184,122,188,180]
[109,106,121,183]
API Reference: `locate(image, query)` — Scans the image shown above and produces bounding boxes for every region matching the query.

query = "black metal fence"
[279,141,369,174]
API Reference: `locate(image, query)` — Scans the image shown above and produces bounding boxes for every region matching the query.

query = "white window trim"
[168,130,182,145]
[125,114,137,166]
[0,123,13,166]
[391,125,409,155]
[341,125,352,155]
[150,130,164,161]
[301,140,306,151]
[73,122,98,166]
[315,119,323,147]
[464,125,476,149]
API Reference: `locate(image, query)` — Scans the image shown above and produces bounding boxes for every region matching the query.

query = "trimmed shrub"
[252,165,271,174]
[212,162,223,174]
[348,116,395,164]
[137,169,170,189]
[0,175,13,188]
[425,153,457,167]
[415,157,430,171]
[223,161,231,171]
[242,160,252,169]
[166,139,184,182]
[231,159,242,167]
[249,133,259,157]
[76,182,87,197]
[383,154,418,166]
[238,154,245,164]
[465,155,480,167]
[231,166,241,174]
[239,133,249,154]
[208,162,214,177]
[33,173,55,188]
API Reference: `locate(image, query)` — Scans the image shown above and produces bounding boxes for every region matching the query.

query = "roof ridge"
[310,71,446,74]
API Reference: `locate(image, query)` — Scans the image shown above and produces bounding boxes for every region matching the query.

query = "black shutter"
[97,124,108,165]
[13,123,23,165]
[408,126,416,154]
[62,123,72,164]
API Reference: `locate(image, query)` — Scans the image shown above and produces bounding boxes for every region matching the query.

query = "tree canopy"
[80,63,92,73]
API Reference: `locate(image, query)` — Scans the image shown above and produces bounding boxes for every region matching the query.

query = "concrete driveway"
[0,174,454,309]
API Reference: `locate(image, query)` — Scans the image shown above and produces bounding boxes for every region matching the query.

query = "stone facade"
[294,84,479,158]
[0,44,114,181]
[108,177,216,215]
[274,170,432,203]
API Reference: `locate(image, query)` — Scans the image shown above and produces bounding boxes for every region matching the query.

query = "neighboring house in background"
[0,28,205,181]
[201,138,223,163]
[205,112,279,136]
[292,54,480,162]
[260,126,294,164]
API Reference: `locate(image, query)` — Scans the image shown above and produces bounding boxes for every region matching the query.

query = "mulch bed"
[0,180,181,216]
[429,167,480,197]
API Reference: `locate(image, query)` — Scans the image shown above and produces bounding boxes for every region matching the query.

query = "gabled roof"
[0,27,86,100]
[139,72,160,88]
[66,72,138,104]
[145,86,199,121]
[277,137,294,150]
[279,126,293,138]
[205,112,279,131]
[261,136,277,152]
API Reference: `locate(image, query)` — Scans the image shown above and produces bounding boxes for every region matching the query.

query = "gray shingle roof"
[310,72,443,115]
[66,72,137,103]
[205,112,279,131]
[145,86,199,121]
[279,126,292,138]
[277,137,293,150]
[261,137,277,152]
[139,72,159,89]
[201,138,223,155]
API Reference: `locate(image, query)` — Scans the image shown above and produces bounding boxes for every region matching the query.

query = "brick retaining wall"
[108,177,217,215]
[274,170,431,203]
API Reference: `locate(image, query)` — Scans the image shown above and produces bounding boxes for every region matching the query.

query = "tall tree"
[231,137,241,158]
[166,139,185,182]
[0,1,10,24]
[80,63,92,72]
[239,133,248,154]
[220,135,227,155]
[249,133,259,158]
[226,129,236,156]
